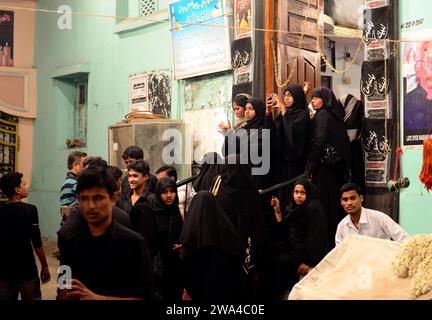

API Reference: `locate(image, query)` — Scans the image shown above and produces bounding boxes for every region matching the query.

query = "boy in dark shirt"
[0,172,51,300]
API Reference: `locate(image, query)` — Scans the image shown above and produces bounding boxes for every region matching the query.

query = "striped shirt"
[335,207,410,245]
[60,172,79,206]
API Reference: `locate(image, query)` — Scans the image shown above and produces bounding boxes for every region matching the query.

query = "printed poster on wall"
[402,32,432,146]
[0,10,14,67]
[129,73,150,112]
[169,0,231,80]
[362,119,392,187]
[129,70,172,117]
[235,0,252,39]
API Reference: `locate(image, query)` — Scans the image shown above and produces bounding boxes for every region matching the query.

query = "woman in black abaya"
[265,84,310,209]
[212,155,265,299]
[223,98,270,189]
[267,178,329,299]
[179,190,244,302]
[304,87,351,248]
[130,178,184,300]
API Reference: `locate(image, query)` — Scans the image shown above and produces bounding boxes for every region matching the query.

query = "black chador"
[180,190,244,302]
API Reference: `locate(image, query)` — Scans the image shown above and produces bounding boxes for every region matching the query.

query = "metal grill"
[139,0,158,16]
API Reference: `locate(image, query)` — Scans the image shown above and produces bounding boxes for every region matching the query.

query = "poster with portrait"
[235,0,252,39]
[402,32,432,146]
[0,10,14,67]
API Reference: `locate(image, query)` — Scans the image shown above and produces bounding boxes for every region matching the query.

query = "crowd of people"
[0,84,410,301]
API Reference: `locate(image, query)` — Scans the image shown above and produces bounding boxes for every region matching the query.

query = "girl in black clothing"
[130,177,183,301]
[267,178,329,299]
[223,97,270,190]
[265,84,310,209]
[304,86,351,248]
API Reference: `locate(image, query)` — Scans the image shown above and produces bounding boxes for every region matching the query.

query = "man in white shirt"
[336,183,410,245]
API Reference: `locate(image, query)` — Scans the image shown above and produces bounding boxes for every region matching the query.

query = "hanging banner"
[361,59,392,119]
[0,10,14,67]
[235,0,252,39]
[362,119,392,187]
[169,0,231,80]
[231,37,253,84]
[402,32,432,146]
[363,6,391,61]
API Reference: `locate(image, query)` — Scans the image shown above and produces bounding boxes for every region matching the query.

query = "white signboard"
[169,0,231,80]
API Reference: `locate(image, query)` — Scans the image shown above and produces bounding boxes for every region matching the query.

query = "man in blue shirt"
[60,151,87,206]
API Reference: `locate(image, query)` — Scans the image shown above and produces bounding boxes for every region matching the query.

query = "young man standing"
[58,167,154,300]
[336,183,410,245]
[127,160,153,207]
[121,146,157,199]
[60,151,87,206]
[0,172,51,300]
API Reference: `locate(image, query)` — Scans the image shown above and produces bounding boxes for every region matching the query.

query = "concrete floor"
[37,238,60,300]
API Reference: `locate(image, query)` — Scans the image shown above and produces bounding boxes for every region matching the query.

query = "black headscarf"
[311,87,345,121]
[244,98,266,130]
[280,178,329,266]
[284,84,308,112]
[150,177,179,212]
[130,177,183,257]
[192,152,223,192]
[180,190,244,256]
[285,178,317,217]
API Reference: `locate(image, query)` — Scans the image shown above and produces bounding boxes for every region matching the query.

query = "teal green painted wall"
[30,0,179,239]
[399,0,432,234]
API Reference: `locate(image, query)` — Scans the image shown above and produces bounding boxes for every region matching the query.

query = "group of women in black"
[129,85,352,301]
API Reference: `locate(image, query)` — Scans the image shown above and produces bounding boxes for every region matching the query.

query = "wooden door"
[266,0,323,100]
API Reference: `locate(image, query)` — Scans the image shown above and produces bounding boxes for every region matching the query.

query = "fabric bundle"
[419,138,432,191]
